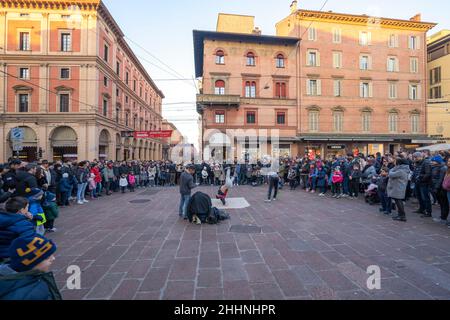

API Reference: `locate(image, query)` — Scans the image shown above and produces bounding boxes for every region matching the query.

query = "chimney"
[290,0,298,14]
[252,27,262,35]
[410,13,421,22]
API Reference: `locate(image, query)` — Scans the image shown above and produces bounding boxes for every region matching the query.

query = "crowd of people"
[1,148,450,299]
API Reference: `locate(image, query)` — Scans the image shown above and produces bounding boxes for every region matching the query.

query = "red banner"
[134,130,173,139]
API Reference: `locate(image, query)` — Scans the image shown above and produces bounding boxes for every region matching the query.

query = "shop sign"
[327,145,346,150]
[121,131,134,138]
[134,131,173,139]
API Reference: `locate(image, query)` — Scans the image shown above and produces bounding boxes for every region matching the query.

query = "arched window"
[244,81,257,98]
[216,50,225,64]
[389,111,398,133]
[246,52,256,66]
[276,54,285,68]
[214,80,225,95]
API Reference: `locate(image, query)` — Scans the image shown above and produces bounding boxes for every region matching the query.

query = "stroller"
[364,177,380,205]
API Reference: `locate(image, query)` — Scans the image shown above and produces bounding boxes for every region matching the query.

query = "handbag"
[443,175,450,191]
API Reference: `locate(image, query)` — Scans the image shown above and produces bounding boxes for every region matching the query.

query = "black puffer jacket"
[187,192,212,223]
[412,159,432,186]
[431,164,447,192]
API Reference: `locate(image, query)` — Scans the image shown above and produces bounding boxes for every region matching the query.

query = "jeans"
[307,177,317,190]
[96,182,102,195]
[268,176,280,200]
[77,183,87,202]
[417,184,432,214]
[378,191,392,213]
[179,194,191,218]
[343,177,350,195]
[436,189,449,220]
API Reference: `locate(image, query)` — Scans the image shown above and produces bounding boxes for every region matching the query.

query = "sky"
[103,0,450,148]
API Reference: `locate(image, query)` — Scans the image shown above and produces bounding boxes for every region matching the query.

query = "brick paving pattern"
[47,186,450,300]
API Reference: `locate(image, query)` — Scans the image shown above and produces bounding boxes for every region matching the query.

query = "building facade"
[427,30,450,143]
[161,120,183,161]
[0,0,164,163]
[195,4,437,161]
[276,2,436,158]
[194,14,300,162]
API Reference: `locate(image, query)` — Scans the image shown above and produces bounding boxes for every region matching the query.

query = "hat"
[413,152,423,158]
[431,155,444,164]
[8,235,57,272]
[25,188,44,199]
[9,159,22,166]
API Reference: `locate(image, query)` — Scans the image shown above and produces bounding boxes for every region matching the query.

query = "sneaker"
[311,190,315,194]
[77,201,84,205]
[319,193,325,197]
[47,228,57,233]
[336,194,342,199]
[332,194,337,198]
[83,200,89,203]
[433,218,447,225]
[272,198,277,201]
[265,199,272,203]
[392,215,407,222]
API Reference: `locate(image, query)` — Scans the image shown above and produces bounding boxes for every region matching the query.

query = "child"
[316,166,328,196]
[25,188,46,236]
[128,172,136,192]
[349,165,362,199]
[42,191,59,233]
[0,235,62,300]
[119,173,128,193]
[201,167,208,185]
[331,167,344,199]
[216,185,229,206]
[87,173,97,199]
[307,164,318,193]
[148,166,156,187]
[288,167,297,191]
[59,173,71,207]
[0,197,35,261]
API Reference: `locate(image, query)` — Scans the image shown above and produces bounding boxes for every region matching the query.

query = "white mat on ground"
[211,198,250,210]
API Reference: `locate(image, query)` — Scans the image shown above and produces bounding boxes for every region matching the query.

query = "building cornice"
[0,0,100,10]
[292,10,436,32]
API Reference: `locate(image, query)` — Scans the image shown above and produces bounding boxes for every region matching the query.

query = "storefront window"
[368,144,384,156]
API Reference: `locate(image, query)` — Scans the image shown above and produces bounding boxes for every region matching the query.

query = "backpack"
[206,207,230,224]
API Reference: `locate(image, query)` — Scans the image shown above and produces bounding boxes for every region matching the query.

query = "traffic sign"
[12,141,23,152]
[11,128,24,141]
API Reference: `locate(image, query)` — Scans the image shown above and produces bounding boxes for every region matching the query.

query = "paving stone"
[169,257,198,281]
[245,263,274,284]
[223,280,253,300]
[126,260,153,279]
[199,251,221,269]
[219,243,240,259]
[250,283,284,300]
[221,259,248,282]
[111,279,141,300]
[272,270,308,297]
[140,268,170,292]
[195,288,224,300]
[162,281,195,300]
[86,273,125,299]
[197,269,222,288]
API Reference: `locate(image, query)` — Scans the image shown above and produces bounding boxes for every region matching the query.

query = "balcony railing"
[196,94,240,106]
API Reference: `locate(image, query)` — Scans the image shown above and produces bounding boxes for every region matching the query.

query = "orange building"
[195,4,437,161]
[0,0,164,162]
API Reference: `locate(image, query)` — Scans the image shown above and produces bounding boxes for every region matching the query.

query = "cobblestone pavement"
[47,185,450,300]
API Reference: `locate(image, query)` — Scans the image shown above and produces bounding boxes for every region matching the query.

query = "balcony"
[196,94,240,113]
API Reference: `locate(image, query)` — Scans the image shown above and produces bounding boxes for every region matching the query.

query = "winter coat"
[42,192,59,221]
[349,170,362,182]
[316,170,327,187]
[361,166,376,182]
[0,212,35,259]
[15,170,38,197]
[27,197,46,227]
[91,167,102,184]
[0,266,62,300]
[127,175,136,186]
[58,178,71,193]
[119,177,128,187]
[75,167,88,184]
[387,164,411,200]
[332,172,344,184]
[412,159,432,186]
[377,176,389,193]
[431,164,447,192]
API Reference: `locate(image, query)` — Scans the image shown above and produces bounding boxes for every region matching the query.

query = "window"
[125,72,129,85]
[333,111,344,132]
[306,79,321,96]
[61,33,72,52]
[246,111,256,124]
[214,80,225,95]
[388,34,398,48]
[276,54,285,68]
[18,94,29,112]
[104,44,109,62]
[216,50,225,64]
[334,80,342,97]
[275,82,287,99]
[125,95,129,103]
[360,82,372,98]
[125,113,129,126]
[389,82,398,99]
[61,15,71,19]
[387,57,399,72]
[389,112,398,133]
[307,50,319,66]
[116,107,120,123]
[409,84,420,100]
[276,112,286,125]
[332,28,342,43]
[308,27,317,41]
[333,52,342,69]
[116,62,120,75]
[60,68,70,79]
[430,67,442,85]
[359,31,371,46]
[59,94,69,112]
[409,36,419,50]
[104,76,108,87]
[410,58,419,73]
[246,52,256,66]
[430,86,442,99]
[215,111,225,124]
[411,113,420,133]
[116,88,120,97]
[103,99,108,117]
[19,32,30,51]
[362,111,371,132]
[360,55,370,70]
[244,81,257,98]
[133,80,137,91]
[140,87,143,97]
[19,68,29,79]
[308,111,319,132]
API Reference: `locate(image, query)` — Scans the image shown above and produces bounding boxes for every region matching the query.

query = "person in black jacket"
[430,155,449,224]
[2,159,21,192]
[15,164,38,197]
[412,152,433,218]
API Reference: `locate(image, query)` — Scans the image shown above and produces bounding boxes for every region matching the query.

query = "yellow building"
[427,30,450,143]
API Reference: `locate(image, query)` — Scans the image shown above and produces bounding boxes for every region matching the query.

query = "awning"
[51,127,78,148]
[417,143,450,152]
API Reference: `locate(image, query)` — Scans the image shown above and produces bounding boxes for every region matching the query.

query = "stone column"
[0,11,6,55]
